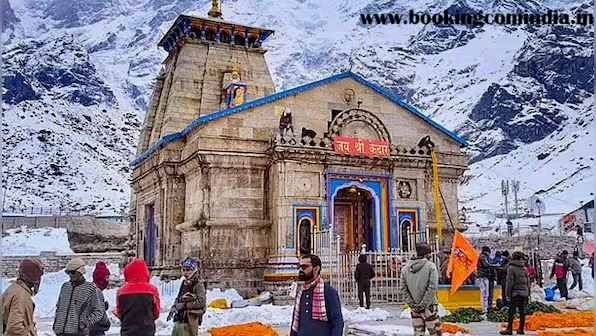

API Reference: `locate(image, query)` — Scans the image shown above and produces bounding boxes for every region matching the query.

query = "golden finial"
[208,0,222,19]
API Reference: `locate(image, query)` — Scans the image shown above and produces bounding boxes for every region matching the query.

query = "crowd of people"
[2,257,206,336]
[2,247,594,336]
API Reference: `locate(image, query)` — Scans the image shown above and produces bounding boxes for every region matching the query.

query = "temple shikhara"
[127,0,469,295]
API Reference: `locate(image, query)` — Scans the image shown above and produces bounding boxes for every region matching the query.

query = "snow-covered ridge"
[1,0,593,215]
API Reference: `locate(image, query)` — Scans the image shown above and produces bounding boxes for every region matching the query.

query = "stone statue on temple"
[222,60,248,108]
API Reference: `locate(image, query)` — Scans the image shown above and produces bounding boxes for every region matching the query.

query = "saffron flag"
[446,230,479,295]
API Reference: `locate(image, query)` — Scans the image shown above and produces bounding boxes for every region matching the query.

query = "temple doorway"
[400,219,413,252]
[298,218,313,255]
[333,186,375,253]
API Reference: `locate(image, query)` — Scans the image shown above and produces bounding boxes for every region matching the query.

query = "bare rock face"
[66,217,129,253]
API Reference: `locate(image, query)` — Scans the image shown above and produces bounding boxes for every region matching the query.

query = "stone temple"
[126,2,469,294]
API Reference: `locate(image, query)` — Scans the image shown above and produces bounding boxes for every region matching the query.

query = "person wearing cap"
[550,250,569,299]
[499,251,530,335]
[88,261,111,336]
[53,258,104,336]
[167,257,207,336]
[2,258,44,336]
[115,258,161,336]
[476,246,499,314]
[400,243,442,336]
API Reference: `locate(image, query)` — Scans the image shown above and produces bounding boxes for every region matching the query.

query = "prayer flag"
[446,230,479,295]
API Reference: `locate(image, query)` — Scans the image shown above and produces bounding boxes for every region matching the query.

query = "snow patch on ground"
[1,227,73,255]
[349,324,469,336]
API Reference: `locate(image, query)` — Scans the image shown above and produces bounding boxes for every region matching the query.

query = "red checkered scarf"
[291,275,327,332]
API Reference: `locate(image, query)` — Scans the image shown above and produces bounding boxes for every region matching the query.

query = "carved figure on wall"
[300,127,317,146]
[232,86,245,106]
[278,107,294,136]
[343,88,355,105]
[398,181,412,198]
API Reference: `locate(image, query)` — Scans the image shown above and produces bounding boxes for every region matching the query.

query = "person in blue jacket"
[290,254,344,336]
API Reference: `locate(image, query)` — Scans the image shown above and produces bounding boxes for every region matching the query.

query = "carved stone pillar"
[158,165,186,267]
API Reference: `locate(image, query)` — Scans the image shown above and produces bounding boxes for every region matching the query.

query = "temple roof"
[157,14,275,49]
[131,71,469,167]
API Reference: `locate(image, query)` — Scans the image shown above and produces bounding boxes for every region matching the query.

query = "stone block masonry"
[2,251,122,278]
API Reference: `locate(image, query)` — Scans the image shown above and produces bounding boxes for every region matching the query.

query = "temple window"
[189,26,202,39]
[248,35,258,47]
[234,34,245,46]
[220,31,231,43]
[205,28,216,41]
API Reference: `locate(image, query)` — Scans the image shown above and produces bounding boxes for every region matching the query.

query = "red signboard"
[333,136,390,157]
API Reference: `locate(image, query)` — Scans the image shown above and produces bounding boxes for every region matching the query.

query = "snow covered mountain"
[2,0,594,215]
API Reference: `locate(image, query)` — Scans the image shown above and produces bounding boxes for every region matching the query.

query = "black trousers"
[569,272,583,291]
[357,282,371,308]
[506,295,527,331]
[552,277,569,299]
[501,280,509,306]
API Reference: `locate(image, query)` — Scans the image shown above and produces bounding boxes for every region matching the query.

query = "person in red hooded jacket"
[115,259,161,336]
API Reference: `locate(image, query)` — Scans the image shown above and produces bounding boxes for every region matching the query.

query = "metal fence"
[2,206,124,217]
[313,229,439,306]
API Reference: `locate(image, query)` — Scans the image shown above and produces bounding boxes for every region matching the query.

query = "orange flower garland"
[210,322,281,336]
[501,311,594,331]
[537,328,595,336]
[441,322,470,334]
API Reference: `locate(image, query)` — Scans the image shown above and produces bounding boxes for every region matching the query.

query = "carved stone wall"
[142,42,276,150]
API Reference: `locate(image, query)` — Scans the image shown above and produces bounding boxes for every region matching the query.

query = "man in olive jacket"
[400,243,442,336]
[167,257,207,336]
[2,258,44,336]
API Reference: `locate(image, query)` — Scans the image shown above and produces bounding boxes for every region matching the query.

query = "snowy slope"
[1,0,594,215]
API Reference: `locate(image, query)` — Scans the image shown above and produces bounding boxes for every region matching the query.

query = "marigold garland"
[537,328,595,336]
[441,322,470,334]
[500,311,594,331]
[210,322,281,336]
[208,298,228,309]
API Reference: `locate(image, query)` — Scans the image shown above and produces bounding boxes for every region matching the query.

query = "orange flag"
[446,230,479,295]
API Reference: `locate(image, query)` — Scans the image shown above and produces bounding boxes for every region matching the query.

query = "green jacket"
[400,257,439,308]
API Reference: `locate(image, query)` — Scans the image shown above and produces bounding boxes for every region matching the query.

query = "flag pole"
[431,147,443,245]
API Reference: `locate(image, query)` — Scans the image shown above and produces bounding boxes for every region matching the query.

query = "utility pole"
[502,180,510,236]
[513,180,520,236]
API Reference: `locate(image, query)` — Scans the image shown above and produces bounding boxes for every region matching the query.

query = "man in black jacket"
[497,250,511,307]
[354,254,375,309]
[477,246,499,314]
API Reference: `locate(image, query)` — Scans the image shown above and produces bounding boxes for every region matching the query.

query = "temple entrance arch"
[330,182,381,252]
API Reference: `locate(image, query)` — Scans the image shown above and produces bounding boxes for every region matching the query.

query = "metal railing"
[313,229,438,306]
[2,206,124,217]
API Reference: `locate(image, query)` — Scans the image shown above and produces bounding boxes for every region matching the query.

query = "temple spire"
[208,0,223,19]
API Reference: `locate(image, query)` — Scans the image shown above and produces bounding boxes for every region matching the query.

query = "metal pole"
[513,180,520,236]
[431,148,443,245]
[504,180,510,232]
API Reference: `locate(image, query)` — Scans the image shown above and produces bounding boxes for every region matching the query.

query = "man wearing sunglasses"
[290,254,343,336]
[53,258,104,336]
